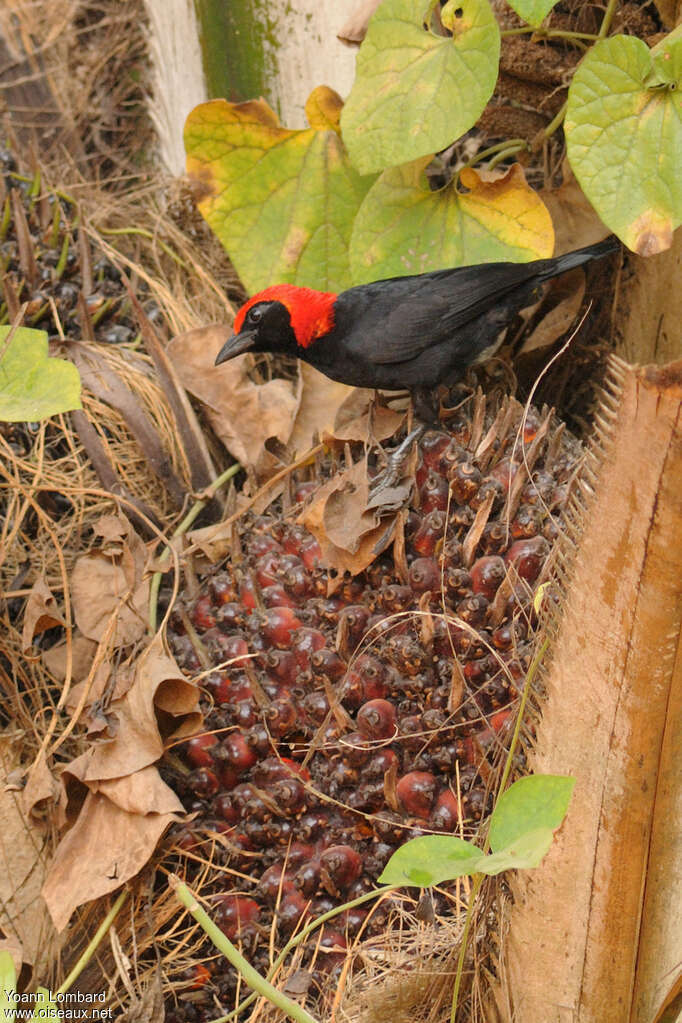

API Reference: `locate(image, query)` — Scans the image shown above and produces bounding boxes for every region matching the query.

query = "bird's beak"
[214,329,257,366]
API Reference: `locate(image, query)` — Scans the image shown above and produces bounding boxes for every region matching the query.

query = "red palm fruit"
[489,456,519,493]
[190,594,216,631]
[505,536,550,582]
[208,572,237,605]
[511,504,543,539]
[259,863,293,901]
[318,927,348,953]
[262,584,298,609]
[216,763,240,790]
[229,782,258,814]
[480,521,509,554]
[311,646,346,680]
[283,563,312,599]
[222,732,258,774]
[220,634,251,668]
[202,672,232,704]
[408,556,440,594]
[396,771,438,819]
[293,480,317,504]
[420,471,450,512]
[464,787,488,820]
[185,732,218,768]
[292,627,326,668]
[265,699,298,737]
[215,602,247,631]
[470,555,506,600]
[412,510,447,557]
[320,845,362,894]
[399,714,423,750]
[431,788,460,831]
[337,604,371,647]
[472,476,505,512]
[449,461,482,503]
[364,842,394,875]
[388,635,429,676]
[378,583,413,612]
[294,860,321,897]
[187,767,220,799]
[490,708,513,733]
[302,690,330,722]
[464,656,493,686]
[300,536,322,571]
[255,552,282,588]
[214,792,240,823]
[346,780,385,813]
[271,777,306,813]
[342,653,388,706]
[357,698,397,740]
[277,888,308,933]
[249,533,281,557]
[492,619,527,650]
[173,825,202,852]
[338,732,371,765]
[366,748,398,778]
[181,963,211,990]
[239,573,259,612]
[443,566,472,597]
[261,649,298,687]
[212,895,260,940]
[337,906,369,936]
[279,524,308,556]
[420,430,452,467]
[259,606,302,648]
[457,593,489,626]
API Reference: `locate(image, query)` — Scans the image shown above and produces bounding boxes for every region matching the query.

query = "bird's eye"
[247,306,264,324]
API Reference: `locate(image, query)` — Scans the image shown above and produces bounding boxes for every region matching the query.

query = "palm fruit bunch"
[0,148,155,344]
[164,395,579,1018]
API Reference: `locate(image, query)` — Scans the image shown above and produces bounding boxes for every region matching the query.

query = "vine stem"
[170,875,320,1023]
[598,0,620,37]
[450,873,483,1023]
[55,889,127,995]
[501,26,598,40]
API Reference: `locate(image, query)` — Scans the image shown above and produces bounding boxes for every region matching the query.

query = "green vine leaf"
[184,86,375,292]
[488,775,576,853]
[340,0,500,175]
[565,32,682,255]
[350,161,554,283]
[0,326,82,423]
[378,835,483,886]
[504,0,559,27]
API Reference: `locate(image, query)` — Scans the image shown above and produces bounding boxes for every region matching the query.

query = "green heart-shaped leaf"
[350,161,554,283]
[0,326,81,423]
[504,0,559,27]
[379,834,483,886]
[184,87,375,292]
[340,0,500,175]
[488,775,575,853]
[565,32,682,255]
[479,827,556,875]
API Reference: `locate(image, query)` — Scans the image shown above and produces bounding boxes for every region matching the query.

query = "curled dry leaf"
[300,456,398,587]
[71,514,149,647]
[324,388,405,445]
[519,268,586,354]
[41,631,97,683]
[21,576,64,653]
[337,0,382,45]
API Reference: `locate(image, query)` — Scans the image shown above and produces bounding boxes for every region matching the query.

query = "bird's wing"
[353,262,544,365]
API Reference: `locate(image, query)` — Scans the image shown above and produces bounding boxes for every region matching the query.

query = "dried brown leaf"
[325,388,405,444]
[519,269,586,354]
[22,575,64,652]
[41,632,97,682]
[337,0,382,44]
[289,364,356,453]
[71,514,149,646]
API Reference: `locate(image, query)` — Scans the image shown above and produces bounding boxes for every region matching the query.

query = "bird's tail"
[538,236,620,281]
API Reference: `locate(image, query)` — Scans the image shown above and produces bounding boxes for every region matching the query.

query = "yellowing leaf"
[350,161,554,283]
[565,33,682,255]
[0,326,81,422]
[340,0,500,175]
[505,0,559,27]
[184,86,374,292]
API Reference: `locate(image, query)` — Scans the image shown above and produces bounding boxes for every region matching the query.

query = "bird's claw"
[367,425,426,507]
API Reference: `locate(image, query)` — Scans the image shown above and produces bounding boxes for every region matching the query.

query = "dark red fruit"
[378,584,413,613]
[431,788,460,831]
[505,536,550,582]
[185,732,218,768]
[396,771,437,819]
[222,732,258,774]
[265,699,298,736]
[262,584,298,609]
[366,748,398,778]
[272,777,306,812]
[187,767,220,799]
[249,534,281,558]
[511,504,543,539]
[449,461,482,503]
[420,471,450,513]
[337,604,371,648]
[311,647,346,681]
[215,602,247,631]
[293,480,318,504]
[300,536,322,570]
[292,627,326,668]
[212,895,260,940]
[320,845,362,894]
[208,573,237,605]
[239,573,260,612]
[214,792,239,823]
[259,863,293,901]
[294,860,321,897]
[412,510,447,557]
[190,594,216,631]
[470,555,506,601]
[357,699,397,740]
[408,556,440,594]
[259,606,302,648]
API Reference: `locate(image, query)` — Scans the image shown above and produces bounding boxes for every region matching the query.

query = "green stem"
[211,886,397,1023]
[466,138,528,168]
[170,876,319,1023]
[450,874,483,1022]
[55,889,127,995]
[500,26,598,40]
[149,462,241,633]
[99,226,190,270]
[542,100,567,141]
[487,142,527,171]
[598,0,619,37]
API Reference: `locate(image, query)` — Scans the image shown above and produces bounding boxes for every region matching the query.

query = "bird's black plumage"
[216,237,619,422]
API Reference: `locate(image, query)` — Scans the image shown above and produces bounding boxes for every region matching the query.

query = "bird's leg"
[367,388,436,502]
[367,423,426,501]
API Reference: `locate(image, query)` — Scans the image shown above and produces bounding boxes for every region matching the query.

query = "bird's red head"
[234,284,337,349]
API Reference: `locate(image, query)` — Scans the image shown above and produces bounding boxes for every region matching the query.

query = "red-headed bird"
[216,237,618,425]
